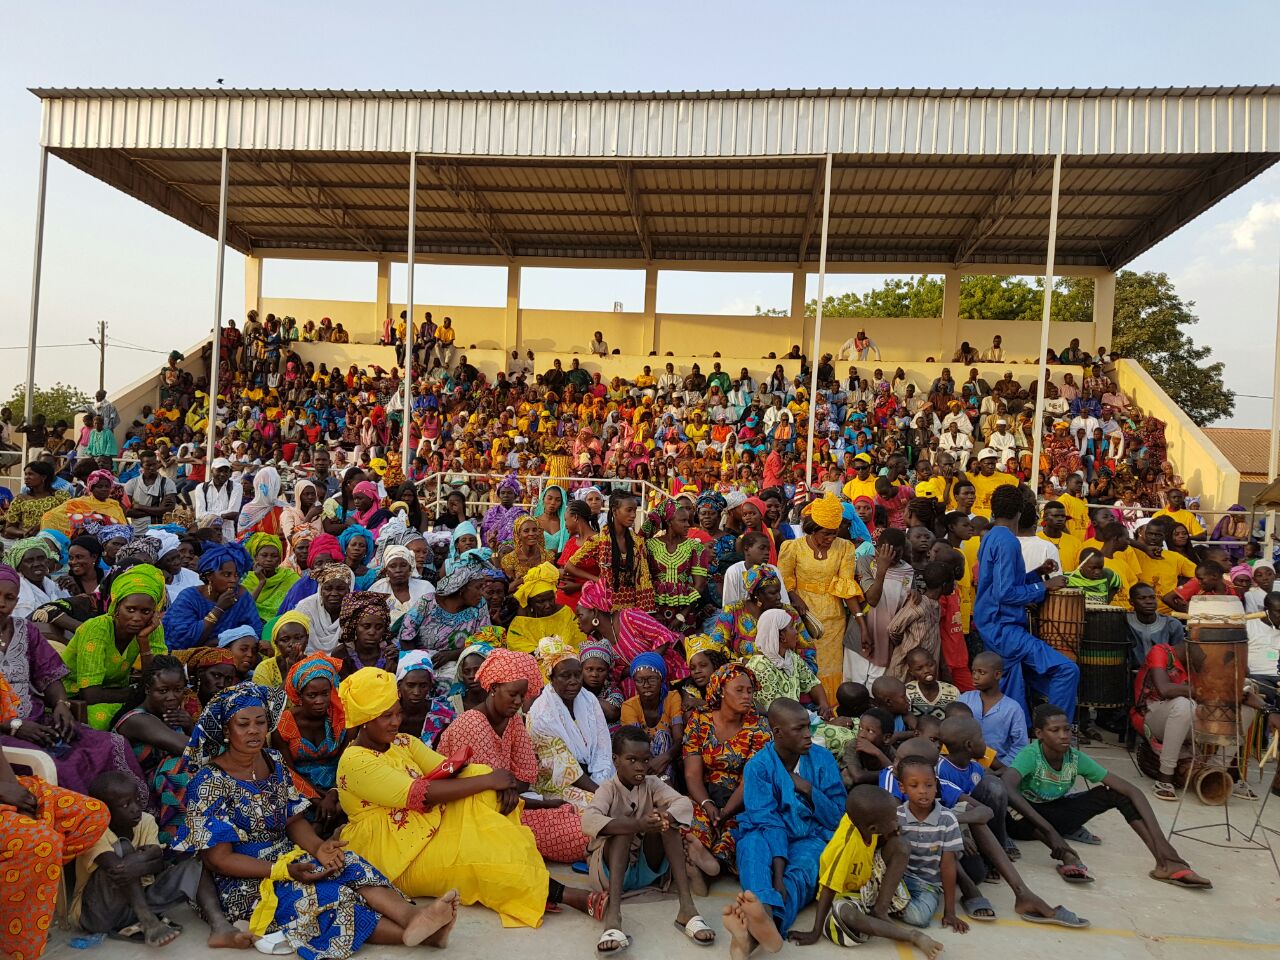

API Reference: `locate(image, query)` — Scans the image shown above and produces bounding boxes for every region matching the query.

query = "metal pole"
[1266,245,1280,548]
[97,320,107,393]
[1028,153,1063,495]
[402,152,418,472]
[205,147,230,470]
[22,147,49,470]
[804,152,833,491]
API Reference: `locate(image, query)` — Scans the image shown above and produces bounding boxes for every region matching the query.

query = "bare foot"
[736,892,783,953]
[722,904,752,960]
[685,836,721,877]
[207,928,253,950]
[143,920,181,948]
[910,930,945,960]
[425,890,460,948]
[402,891,459,947]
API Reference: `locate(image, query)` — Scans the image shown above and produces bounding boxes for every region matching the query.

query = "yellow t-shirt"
[72,813,160,924]
[1103,556,1139,609]
[970,471,1017,518]
[1135,549,1198,614]
[1057,493,1090,540]
[818,815,878,895]
[438,326,456,346]
[942,744,998,768]
[1039,530,1083,574]
[842,476,879,502]
[961,534,982,630]
[1153,508,1205,538]
[1083,540,1143,582]
[686,422,710,444]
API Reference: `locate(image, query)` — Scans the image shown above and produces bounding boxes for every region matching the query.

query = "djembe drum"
[1185,595,1250,805]
[1032,588,1085,661]
[1079,604,1131,708]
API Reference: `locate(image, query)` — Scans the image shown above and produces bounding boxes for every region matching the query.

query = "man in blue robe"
[974,485,1079,722]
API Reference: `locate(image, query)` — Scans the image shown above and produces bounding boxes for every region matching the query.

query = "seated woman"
[8,537,69,621]
[444,521,480,572]
[41,468,127,535]
[184,646,240,708]
[0,562,147,799]
[335,666,604,928]
[58,536,106,605]
[340,525,380,590]
[528,636,615,809]
[242,533,299,623]
[398,555,493,683]
[580,641,624,728]
[501,516,556,594]
[506,562,590,653]
[682,663,772,894]
[163,543,262,651]
[174,682,456,958]
[83,518,133,567]
[274,653,348,833]
[577,580,688,694]
[707,565,815,668]
[235,465,287,545]
[368,544,434,635]
[394,651,457,746]
[155,532,202,604]
[619,653,685,782]
[253,611,311,688]
[278,533,344,613]
[217,624,262,681]
[294,564,355,654]
[3,461,69,540]
[446,640,496,719]
[334,593,396,676]
[678,634,731,712]
[113,654,194,841]
[438,649,590,863]
[60,564,170,731]
[1003,702,1210,888]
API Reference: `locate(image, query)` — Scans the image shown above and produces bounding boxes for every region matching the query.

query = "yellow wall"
[1112,359,1239,510]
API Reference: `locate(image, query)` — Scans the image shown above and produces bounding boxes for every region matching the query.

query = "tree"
[5,382,94,426]
[1110,270,1234,426]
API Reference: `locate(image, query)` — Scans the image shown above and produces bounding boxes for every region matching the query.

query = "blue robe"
[974,524,1079,722]
[278,574,318,613]
[735,742,845,933]
[163,584,264,650]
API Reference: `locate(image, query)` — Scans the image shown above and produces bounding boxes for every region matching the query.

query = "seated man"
[1126,584,1185,659]
[735,698,845,941]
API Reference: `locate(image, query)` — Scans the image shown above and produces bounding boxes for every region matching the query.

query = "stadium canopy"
[28,86,1280,269]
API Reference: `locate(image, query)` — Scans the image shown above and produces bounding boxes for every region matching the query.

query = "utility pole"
[89,320,107,393]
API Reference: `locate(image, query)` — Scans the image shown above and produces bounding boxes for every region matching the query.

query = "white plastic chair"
[4,745,58,784]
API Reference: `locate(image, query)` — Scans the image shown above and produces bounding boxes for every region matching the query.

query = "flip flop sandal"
[1019,907,1090,928]
[1149,868,1212,889]
[983,865,1001,884]
[597,929,631,954]
[1056,863,1095,883]
[108,925,146,944]
[675,916,717,945]
[961,896,997,922]
[544,902,563,914]
[571,860,590,874]
[1004,843,1022,861]
[1153,781,1178,801]
[1064,826,1102,845]
[253,931,294,956]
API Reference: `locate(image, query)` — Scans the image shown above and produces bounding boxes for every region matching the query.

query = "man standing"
[590,330,609,356]
[94,390,121,438]
[193,457,244,531]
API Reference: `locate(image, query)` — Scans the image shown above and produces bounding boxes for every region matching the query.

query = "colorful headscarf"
[338,666,399,728]
[308,533,344,566]
[114,536,161,568]
[742,563,781,597]
[435,553,494,597]
[6,537,56,570]
[108,563,167,615]
[338,524,375,558]
[217,624,259,648]
[629,651,668,696]
[696,491,727,512]
[339,591,391,647]
[579,579,613,613]
[742,496,769,522]
[182,646,238,673]
[198,542,252,577]
[755,607,795,669]
[270,610,312,651]
[657,499,682,527]
[314,563,356,588]
[514,561,560,607]
[184,682,286,770]
[380,544,415,570]
[83,518,133,546]
[578,641,614,667]
[245,532,283,558]
[684,633,728,661]
[497,474,522,496]
[85,469,116,491]
[840,499,874,542]
[395,650,434,684]
[285,653,345,729]
[703,662,758,710]
[534,634,580,680]
[475,648,544,697]
[802,491,843,531]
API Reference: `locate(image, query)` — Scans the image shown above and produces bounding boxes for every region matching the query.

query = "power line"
[0,343,89,350]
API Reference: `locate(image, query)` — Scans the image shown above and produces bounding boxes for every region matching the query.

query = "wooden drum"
[1079,604,1131,708]
[1033,588,1086,661]
[1186,595,1249,746]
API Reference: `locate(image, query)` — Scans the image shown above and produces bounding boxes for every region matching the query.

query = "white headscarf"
[237,465,286,531]
[755,607,795,670]
[528,683,615,785]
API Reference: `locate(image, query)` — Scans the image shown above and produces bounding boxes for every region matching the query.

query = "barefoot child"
[786,786,942,958]
[957,652,1027,764]
[73,772,203,946]
[582,726,714,953]
[904,649,959,720]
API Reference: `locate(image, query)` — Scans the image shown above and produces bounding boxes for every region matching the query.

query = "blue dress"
[163,585,264,650]
[172,750,395,960]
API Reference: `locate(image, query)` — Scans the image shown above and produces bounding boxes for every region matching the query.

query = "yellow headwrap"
[269,610,313,651]
[534,634,580,680]
[684,634,729,661]
[514,562,560,607]
[338,667,399,729]
[802,491,844,531]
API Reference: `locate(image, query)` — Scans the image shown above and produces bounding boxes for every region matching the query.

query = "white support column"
[642,266,659,354]
[504,264,522,354]
[402,153,418,470]
[940,267,962,360]
[205,148,230,469]
[1092,270,1116,351]
[791,270,808,349]
[375,258,391,332]
[22,147,49,470]
[1029,154,1064,496]
[1266,248,1280,545]
[804,153,833,490]
[243,255,263,319]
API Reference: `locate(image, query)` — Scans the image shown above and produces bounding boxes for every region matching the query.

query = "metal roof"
[1201,428,1271,482]
[30,87,1280,268]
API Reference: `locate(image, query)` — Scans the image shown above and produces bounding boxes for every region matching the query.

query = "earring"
[591,618,600,628]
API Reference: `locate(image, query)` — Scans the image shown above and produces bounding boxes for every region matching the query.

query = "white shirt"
[721,561,790,607]
[194,480,243,525]
[166,568,202,604]
[938,432,972,455]
[16,576,69,620]
[1019,536,1061,575]
[1244,617,1280,674]
[989,431,1019,463]
[590,338,609,356]
[941,412,973,435]
[369,577,436,624]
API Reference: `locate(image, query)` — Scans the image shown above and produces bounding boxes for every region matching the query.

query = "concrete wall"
[1112,358,1240,510]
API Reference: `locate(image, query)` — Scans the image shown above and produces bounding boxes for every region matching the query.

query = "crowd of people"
[1,313,1277,960]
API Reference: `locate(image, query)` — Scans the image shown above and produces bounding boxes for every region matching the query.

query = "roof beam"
[952,156,1053,265]
[419,159,514,259]
[616,161,653,261]
[796,160,828,265]
[242,154,383,254]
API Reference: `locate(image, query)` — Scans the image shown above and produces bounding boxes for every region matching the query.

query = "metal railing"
[406,471,674,526]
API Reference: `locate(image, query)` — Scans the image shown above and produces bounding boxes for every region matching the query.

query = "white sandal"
[597,929,631,954]
[676,915,717,945]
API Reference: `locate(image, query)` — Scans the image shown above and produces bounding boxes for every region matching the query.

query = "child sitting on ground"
[957,652,1028,764]
[904,649,959,720]
[842,707,896,787]
[73,772,208,946]
[837,681,870,721]
[581,726,714,953]
[870,676,918,742]
[786,786,943,959]
[893,756,968,933]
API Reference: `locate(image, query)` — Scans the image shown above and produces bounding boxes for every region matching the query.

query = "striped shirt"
[896,801,963,886]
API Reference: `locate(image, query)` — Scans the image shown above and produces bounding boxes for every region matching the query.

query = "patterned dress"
[707,602,816,670]
[172,750,392,960]
[111,707,191,842]
[645,535,710,612]
[682,707,771,866]
[569,532,655,611]
[397,598,491,683]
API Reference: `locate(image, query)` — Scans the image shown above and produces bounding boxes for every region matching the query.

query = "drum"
[1079,604,1130,708]
[1186,595,1248,745]
[1033,588,1085,661]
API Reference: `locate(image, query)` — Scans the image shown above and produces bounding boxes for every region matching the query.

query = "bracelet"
[699,798,717,810]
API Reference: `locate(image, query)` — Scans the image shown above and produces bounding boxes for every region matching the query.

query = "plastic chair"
[4,745,58,784]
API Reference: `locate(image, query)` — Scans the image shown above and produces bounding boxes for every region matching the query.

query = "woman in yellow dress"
[334,667,605,928]
[777,492,863,700]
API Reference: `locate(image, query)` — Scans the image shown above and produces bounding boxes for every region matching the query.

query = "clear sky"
[2,1,1278,426]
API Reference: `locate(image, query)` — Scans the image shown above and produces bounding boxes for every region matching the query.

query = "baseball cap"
[854,453,872,464]
[211,457,232,470]
[977,448,998,460]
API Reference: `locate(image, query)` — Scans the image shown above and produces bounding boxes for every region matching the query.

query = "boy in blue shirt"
[958,652,1027,764]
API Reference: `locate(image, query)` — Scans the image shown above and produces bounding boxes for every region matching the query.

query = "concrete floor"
[42,741,1280,960]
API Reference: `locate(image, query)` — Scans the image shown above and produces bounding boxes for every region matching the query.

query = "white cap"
[995,418,1008,425]
[211,457,232,470]
[977,448,999,460]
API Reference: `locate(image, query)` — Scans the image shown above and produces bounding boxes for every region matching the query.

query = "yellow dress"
[505,605,589,653]
[336,734,549,928]
[778,537,862,700]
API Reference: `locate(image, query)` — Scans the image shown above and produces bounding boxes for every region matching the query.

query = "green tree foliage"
[5,382,93,426]
[1110,271,1234,426]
